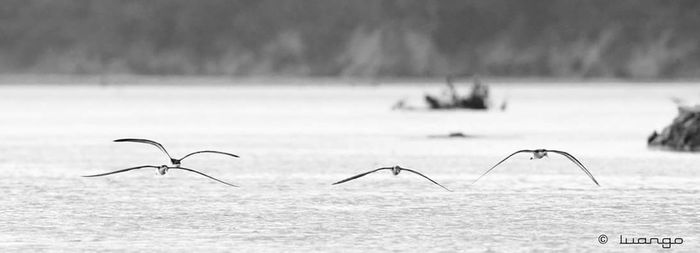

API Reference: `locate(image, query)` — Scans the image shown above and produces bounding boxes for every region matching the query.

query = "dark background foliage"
[1,0,698,78]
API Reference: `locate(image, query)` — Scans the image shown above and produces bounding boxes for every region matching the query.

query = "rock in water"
[648,105,700,151]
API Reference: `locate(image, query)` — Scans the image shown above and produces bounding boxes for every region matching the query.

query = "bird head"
[532,149,548,159]
[158,165,169,175]
[391,166,401,175]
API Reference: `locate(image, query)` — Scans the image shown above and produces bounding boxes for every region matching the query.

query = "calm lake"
[0,80,698,252]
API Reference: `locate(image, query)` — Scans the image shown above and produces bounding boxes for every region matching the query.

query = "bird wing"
[548,150,600,186]
[331,167,391,185]
[179,150,240,161]
[114,138,173,159]
[472,150,533,185]
[400,168,452,192]
[171,167,238,187]
[82,165,157,177]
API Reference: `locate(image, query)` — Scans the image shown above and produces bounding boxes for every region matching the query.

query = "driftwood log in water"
[424,76,490,110]
[648,105,700,151]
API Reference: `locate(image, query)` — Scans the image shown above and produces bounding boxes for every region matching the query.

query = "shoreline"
[0,74,699,86]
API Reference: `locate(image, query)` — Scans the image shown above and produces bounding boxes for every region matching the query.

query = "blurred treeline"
[1,0,699,78]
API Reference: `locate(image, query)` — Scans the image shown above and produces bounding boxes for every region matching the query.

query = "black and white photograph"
[1,1,698,251]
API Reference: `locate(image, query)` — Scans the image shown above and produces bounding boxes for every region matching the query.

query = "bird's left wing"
[401,168,452,192]
[549,150,600,186]
[171,167,238,187]
[179,150,239,161]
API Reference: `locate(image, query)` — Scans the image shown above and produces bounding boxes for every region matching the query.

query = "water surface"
[0,81,698,252]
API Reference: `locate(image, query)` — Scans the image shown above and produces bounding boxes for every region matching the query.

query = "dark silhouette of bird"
[83,165,238,187]
[332,165,452,191]
[114,138,238,167]
[473,149,600,186]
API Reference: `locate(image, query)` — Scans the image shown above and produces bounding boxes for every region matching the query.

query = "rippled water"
[0,80,698,252]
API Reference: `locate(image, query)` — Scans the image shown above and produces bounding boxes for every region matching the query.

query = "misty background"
[1,0,698,79]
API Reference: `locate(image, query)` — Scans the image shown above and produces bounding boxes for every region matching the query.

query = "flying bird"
[472,149,600,186]
[83,165,238,187]
[114,138,239,166]
[332,165,452,191]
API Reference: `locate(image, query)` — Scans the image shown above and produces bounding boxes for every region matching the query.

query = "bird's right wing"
[332,168,390,185]
[114,138,173,159]
[472,150,533,185]
[82,165,156,177]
